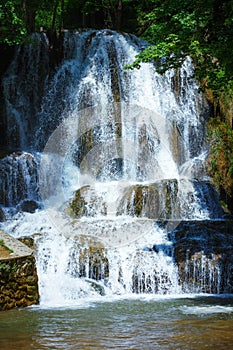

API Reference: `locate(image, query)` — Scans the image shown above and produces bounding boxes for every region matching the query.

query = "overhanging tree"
[126,0,233,95]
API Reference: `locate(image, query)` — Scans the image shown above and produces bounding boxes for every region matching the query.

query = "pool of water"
[0,295,233,349]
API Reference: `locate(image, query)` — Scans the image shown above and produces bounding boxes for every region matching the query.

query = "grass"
[0,239,14,254]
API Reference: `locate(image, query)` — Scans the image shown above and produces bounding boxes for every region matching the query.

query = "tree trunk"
[51,0,59,33]
[115,0,122,31]
[59,0,64,34]
[22,0,36,33]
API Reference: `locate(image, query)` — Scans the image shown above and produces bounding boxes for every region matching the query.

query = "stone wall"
[0,255,39,311]
[0,231,39,311]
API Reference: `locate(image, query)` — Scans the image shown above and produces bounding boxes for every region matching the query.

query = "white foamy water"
[181,305,233,315]
[1,207,181,306]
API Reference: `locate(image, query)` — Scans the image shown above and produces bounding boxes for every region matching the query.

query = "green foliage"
[35,0,65,32]
[125,34,186,73]
[1,0,233,96]
[0,1,157,44]
[0,1,27,45]
[0,262,11,273]
[0,239,13,254]
[126,0,233,95]
[12,262,18,273]
[0,262,18,274]
[63,0,140,31]
[0,0,66,45]
[35,1,56,30]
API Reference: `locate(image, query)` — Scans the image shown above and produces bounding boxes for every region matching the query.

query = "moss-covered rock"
[207,118,233,213]
[69,185,107,217]
[117,179,179,219]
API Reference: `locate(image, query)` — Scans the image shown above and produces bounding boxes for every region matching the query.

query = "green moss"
[69,187,88,218]
[12,263,18,273]
[0,262,11,273]
[207,118,233,199]
[0,239,13,254]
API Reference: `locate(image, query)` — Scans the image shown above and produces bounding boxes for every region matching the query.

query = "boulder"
[18,200,39,213]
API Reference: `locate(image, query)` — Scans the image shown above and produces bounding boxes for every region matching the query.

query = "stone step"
[0,230,33,261]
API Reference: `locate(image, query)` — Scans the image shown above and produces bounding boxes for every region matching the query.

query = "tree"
[78,0,123,29]
[0,0,152,44]
[126,0,233,95]
[0,0,27,45]
[0,0,67,45]
[36,0,66,33]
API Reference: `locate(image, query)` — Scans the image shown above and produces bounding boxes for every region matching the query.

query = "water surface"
[1,295,233,349]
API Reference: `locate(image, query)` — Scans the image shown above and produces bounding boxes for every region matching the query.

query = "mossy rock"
[68,185,107,218]
[117,179,179,219]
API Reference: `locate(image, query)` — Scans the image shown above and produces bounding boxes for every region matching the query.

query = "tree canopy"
[1,0,233,94]
[0,1,27,45]
[126,0,233,95]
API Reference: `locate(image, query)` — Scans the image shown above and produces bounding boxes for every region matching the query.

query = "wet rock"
[85,279,105,296]
[192,181,225,218]
[19,237,37,250]
[0,207,5,221]
[67,239,109,281]
[69,185,107,217]
[117,179,179,219]
[0,152,39,207]
[152,245,159,253]
[171,220,233,293]
[18,200,39,213]
[143,247,153,252]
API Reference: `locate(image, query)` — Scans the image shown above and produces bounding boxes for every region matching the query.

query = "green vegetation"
[0,261,18,274]
[0,0,143,45]
[125,0,233,96]
[12,262,18,273]
[0,262,11,272]
[1,0,233,94]
[208,118,233,205]
[0,239,13,254]
[0,1,27,45]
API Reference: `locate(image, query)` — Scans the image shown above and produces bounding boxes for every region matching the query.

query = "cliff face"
[206,91,233,214]
[0,45,15,148]
[171,220,233,293]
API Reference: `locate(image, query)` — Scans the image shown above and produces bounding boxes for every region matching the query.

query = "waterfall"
[0,152,39,212]
[2,33,50,149]
[0,29,230,306]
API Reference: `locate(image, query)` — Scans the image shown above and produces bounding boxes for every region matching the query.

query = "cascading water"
[0,152,39,213]
[0,29,230,306]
